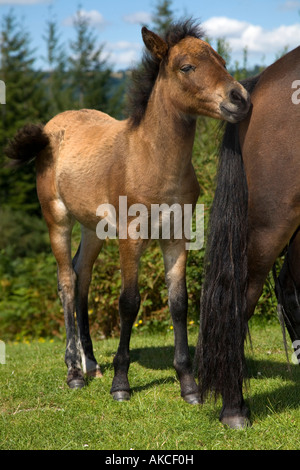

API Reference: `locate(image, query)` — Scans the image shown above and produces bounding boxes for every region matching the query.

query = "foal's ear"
[141,27,168,60]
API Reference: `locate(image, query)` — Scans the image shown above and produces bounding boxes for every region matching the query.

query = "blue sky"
[0,0,300,70]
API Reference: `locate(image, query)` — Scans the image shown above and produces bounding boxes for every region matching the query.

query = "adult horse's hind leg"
[276,229,300,353]
[220,222,295,428]
[73,226,104,379]
[110,239,145,401]
[160,239,200,404]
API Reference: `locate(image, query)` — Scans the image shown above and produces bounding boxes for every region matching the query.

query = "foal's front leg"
[160,239,200,404]
[110,239,145,401]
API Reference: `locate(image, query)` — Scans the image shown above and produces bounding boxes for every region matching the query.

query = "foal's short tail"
[4,124,49,168]
[195,120,249,404]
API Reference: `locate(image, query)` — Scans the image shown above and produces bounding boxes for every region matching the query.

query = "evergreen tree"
[151,0,175,36]
[0,10,48,213]
[216,38,232,67]
[43,11,71,118]
[234,46,249,80]
[68,8,112,113]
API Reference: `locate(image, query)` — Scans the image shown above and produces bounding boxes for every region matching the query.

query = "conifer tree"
[43,11,71,117]
[0,10,48,212]
[68,8,112,113]
[151,0,175,36]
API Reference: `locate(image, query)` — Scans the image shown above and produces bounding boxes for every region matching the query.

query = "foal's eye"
[180,64,196,73]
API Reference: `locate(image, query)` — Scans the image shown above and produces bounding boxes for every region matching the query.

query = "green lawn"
[1,321,299,450]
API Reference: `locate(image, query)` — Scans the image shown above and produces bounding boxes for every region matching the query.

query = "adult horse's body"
[196,46,300,428]
[6,21,250,403]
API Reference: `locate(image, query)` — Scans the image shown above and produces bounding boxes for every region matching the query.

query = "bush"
[0,250,61,340]
[0,207,50,258]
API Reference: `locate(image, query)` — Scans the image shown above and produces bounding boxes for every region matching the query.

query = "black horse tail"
[4,124,49,168]
[195,119,249,404]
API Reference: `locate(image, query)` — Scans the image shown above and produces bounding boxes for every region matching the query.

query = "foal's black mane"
[126,19,205,127]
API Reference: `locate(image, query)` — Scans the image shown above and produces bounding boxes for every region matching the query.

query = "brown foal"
[6,21,250,403]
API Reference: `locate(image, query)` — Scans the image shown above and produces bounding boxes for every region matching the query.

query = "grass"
[0,321,300,450]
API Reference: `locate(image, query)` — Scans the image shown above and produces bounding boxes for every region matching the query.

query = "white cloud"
[123,11,152,25]
[203,17,249,38]
[110,50,139,67]
[203,16,300,58]
[64,9,107,30]
[278,0,300,10]
[105,41,142,69]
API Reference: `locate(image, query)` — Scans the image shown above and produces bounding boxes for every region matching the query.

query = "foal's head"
[128,20,250,125]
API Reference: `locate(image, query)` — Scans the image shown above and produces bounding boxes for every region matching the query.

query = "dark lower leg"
[170,285,199,404]
[160,239,199,403]
[73,230,103,378]
[217,275,266,428]
[110,287,141,400]
[76,291,102,377]
[276,239,300,345]
[58,272,85,389]
[220,389,250,428]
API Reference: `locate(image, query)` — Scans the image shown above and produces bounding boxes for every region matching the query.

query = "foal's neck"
[136,81,197,175]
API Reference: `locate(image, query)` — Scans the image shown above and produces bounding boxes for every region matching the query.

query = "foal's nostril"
[229,88,245,104]
[221,86,250,121]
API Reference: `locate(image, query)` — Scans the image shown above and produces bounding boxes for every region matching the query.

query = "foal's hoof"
[221,416,251,429]
[183,393,201,405]
[67,370,85,389]
[111,390,131,402]
[67,377,85,389]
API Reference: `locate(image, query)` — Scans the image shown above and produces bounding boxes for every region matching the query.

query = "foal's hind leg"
[47,216,85,388]
[160,239,200,404]
[73,226,104,379]
[110,239,145,401]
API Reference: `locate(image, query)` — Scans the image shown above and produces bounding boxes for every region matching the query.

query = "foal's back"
[36,109,127,230]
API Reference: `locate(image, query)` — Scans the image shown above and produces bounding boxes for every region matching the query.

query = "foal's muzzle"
[220,85,251,123]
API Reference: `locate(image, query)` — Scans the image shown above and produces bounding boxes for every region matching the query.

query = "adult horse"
[196,46,300,428]
[5,20,250,403]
